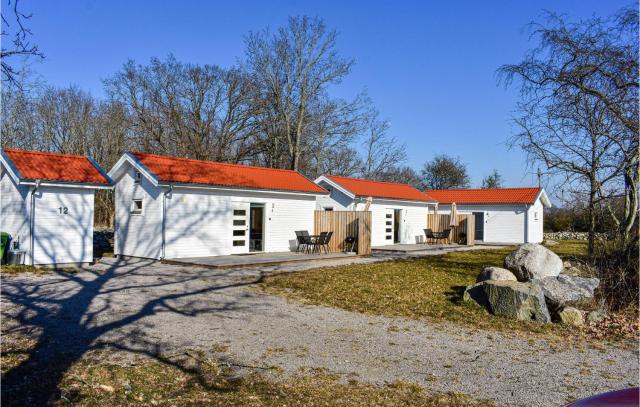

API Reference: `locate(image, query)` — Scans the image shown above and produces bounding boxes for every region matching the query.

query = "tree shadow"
[1,256,269,406]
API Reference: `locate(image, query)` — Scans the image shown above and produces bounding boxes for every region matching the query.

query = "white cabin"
[108,152,328,260]
[424,187,551,244]
[314,175,437,247]
[0,148,112,266]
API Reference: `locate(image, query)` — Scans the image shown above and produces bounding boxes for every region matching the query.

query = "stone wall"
[543,231,609,241]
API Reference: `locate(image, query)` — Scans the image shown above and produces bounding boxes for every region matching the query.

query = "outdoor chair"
[295,231,312,253]
[310,232,328,253]
[424,228,435,244]
[318,231,333,254]
[436,228,452,244]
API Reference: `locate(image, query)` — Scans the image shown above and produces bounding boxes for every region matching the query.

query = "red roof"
[326,175,435,202]
[424,187,542,204]
[2,148,110,185]
[130,152,327,194]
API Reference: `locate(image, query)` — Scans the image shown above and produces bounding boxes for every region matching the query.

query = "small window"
[323,207,334,211]
[134,171,142,184]
[233,209,246,216]
[534,211,539,220]
[233,230,246,236]
[233,240,245,246]
[386,235,392,240]
[386,214,392,218]
[233,219,246,226]
[386,228,392,233]
[386,221,392,225]
[131,199,143,215]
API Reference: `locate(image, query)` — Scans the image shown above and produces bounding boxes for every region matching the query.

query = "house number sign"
[58,207,69,215]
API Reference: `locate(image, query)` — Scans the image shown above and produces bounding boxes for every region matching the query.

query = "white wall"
[356,199,429,246]
[0,171,29,249]
[437,203,529,244]
[32,186,95,265]
[527,199,544,243]
[1,172,96,265]
[164,188,316,259]
[114,166,163,259]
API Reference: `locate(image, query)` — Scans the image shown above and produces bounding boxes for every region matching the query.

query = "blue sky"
[19,0,630,189]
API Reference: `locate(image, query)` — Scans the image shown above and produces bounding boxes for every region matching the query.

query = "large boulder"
[476,267,517,283]
[558,307,584,326]
[504,243,563,281]
[539,275,600,309]
[464,280,551,323]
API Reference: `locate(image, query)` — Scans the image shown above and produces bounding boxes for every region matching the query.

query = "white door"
[231,202,250,254]
[384,209,394,244]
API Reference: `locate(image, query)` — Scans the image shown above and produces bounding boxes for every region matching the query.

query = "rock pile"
[464,243,600,325]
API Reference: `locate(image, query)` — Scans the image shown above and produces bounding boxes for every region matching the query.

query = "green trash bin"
[0,232,11,264]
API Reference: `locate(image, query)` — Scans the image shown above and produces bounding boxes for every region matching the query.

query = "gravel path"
[2,254,637,407]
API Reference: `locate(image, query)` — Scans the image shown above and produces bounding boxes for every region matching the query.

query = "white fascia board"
[160,182,326,198]
[314,175,356,199]
[536,188,552,208]
[0,150,22,185]
[370,197,435,206]
[108,153,159,186]
[18,180,113,190]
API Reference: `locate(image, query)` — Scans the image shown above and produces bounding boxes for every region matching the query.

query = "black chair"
[295,231,311,253]
[438,228,452,244]
[424,228,435,244]
[318,231,333,254]
[311,232,328,253]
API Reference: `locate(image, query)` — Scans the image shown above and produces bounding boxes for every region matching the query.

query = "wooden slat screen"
[426,214,475,246]
[314,211,372,255]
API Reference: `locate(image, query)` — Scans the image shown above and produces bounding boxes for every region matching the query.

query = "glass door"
[231,202,250,254]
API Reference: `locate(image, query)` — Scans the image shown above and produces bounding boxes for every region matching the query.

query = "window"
[233,240,245,246]
[233,209,246,216]
[233,219,246,226]
[233,230,246,236]
[386,214,392,218]
[323,207,334,211]
[134,171,142,184]
[534,211,539,220]
[131,199,143,215]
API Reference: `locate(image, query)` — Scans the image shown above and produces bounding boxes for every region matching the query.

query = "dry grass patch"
[262,241,634,343]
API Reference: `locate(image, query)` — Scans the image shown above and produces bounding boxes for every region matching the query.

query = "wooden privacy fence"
[426,214,475,245]
[314,211,372,255]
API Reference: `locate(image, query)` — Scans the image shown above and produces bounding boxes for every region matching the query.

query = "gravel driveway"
[2,255,637,407]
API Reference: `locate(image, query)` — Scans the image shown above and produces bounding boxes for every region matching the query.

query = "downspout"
[524,204,530,243]
[29,180,41,266]
[160,184,173,260]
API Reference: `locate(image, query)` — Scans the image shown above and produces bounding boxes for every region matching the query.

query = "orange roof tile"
[424,187,542,204]
[2,148,110,185]
[326,175,434,202]
[130,152,327,194]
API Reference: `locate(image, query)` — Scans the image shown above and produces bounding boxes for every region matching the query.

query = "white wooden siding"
[527,200,544,243]
[164,188,316,259]
[0,172,29,248]
[360,200,428,246]
[437,203,534,244]
[114,167,163,259]
[32,186,95,265]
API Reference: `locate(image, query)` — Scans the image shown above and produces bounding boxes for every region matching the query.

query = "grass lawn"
[261,241,622,340]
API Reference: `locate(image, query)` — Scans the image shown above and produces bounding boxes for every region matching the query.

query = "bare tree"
[421,154,470,189]
[359,107,407,179]
[481,169,503,189]
[499,6,638,254]
[245,16,354,170]
[105,56,256,162]
[1,0,43,87]
[376,166,423,189]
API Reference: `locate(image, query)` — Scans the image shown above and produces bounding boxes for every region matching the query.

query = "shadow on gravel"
[1,258,268,406]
